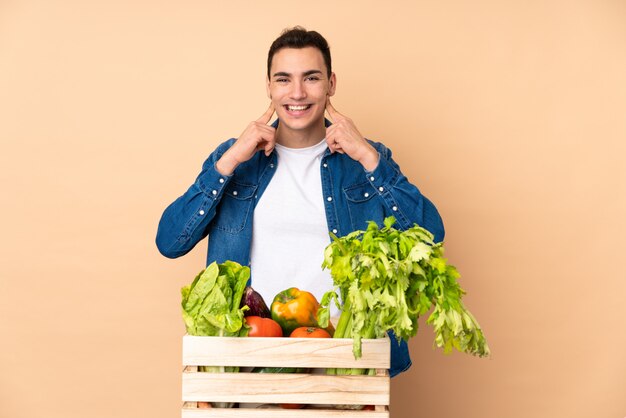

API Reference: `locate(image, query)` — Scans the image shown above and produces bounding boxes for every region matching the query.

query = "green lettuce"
[181,259,250,406]
[181,261,250,337]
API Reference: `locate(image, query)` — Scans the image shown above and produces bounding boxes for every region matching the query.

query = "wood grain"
[182,335,390,369]
[182,372,390,405]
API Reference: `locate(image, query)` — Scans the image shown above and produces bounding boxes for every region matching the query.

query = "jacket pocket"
[343,182,385,231]
[213,181,257,234]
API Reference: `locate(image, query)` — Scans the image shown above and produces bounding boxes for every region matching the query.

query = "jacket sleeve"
[155,139,236,258]
[364,141,445,243]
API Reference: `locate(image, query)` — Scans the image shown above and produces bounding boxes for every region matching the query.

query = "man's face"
[267,47,336,136]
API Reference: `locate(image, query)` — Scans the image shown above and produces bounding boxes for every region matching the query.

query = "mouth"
[283,104,313,116]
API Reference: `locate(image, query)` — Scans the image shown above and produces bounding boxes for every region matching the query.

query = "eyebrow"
[272,70,324,78]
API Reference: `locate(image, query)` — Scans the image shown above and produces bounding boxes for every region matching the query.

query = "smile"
[284,104,312,111]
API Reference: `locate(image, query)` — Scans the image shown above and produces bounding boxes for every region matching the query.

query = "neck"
[275,119,326,148]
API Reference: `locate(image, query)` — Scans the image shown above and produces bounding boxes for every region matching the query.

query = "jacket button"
[370,176,375,181]
[199,210,205,215]
[219,178,224,183]
[378,186,384,192]
[364,192,369,198]
[323,163,328,168]
[270,164,275,168]
[332,229,338,234]
[392,206,398,211]
[327,196,332,202]
[212,190,217,195]
[233,191,238,196]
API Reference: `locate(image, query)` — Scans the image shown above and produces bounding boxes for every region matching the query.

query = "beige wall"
[1,1,625,417]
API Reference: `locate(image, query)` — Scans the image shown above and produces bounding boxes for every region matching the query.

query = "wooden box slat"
[182,372,390,405]
[181,407,389,418]
[182,335,390,369]
[181,335,391,417]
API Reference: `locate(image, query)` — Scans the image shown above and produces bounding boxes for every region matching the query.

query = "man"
[156,27,444,377]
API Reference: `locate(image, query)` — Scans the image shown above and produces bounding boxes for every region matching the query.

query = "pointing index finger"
[325,96,341,122]
[257,102,275,125]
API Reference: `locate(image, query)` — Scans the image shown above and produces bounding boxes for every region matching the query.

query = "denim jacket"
[156,119,445,376]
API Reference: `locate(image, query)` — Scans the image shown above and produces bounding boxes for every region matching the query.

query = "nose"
[289,80,306,100]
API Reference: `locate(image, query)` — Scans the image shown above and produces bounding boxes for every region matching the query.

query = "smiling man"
[156,27,444,377]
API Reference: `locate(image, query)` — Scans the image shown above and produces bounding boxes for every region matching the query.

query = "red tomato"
[289,327,331,338]
[245,316,283,337]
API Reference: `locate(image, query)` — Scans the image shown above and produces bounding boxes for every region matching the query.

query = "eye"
[275,78,288,83]
[305,76,320,81]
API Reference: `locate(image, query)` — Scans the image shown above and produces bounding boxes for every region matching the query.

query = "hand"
[216,103,276,176]
[325,97,379,171]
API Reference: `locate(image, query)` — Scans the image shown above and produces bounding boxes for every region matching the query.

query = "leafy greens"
[318,217,490,365]
[181,261,250,337]
[181,260,250,407]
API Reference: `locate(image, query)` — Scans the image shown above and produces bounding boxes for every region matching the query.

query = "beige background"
[1,1,625,417]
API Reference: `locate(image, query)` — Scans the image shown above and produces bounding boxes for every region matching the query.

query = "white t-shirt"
[250,139,338,316]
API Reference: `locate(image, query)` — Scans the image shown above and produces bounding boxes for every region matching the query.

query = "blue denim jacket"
[156,119,445,376]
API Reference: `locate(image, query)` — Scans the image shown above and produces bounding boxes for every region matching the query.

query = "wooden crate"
[182,335,391,417]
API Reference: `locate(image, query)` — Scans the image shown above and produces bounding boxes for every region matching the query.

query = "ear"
[266,77,271,99]
[328,72,337,97]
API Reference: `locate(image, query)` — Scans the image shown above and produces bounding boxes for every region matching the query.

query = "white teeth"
[287,105,310,111]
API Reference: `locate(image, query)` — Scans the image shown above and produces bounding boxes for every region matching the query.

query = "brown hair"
[267,26,332,78]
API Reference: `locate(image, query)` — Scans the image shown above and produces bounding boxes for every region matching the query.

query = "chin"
[278,113,324,131]
[280,120,312,132]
